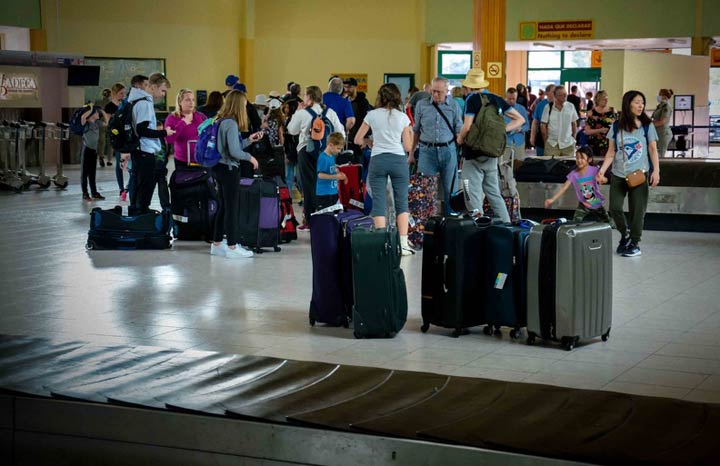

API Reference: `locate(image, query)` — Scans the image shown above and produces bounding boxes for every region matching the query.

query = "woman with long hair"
[164,88,207,167]
[354,83,415,256]
[584,90,617,158]
[198,91,224,119]
[209,90,262,259]
[597,90,660,257]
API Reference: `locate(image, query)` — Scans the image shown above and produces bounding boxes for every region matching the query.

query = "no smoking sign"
[487,62,502,79]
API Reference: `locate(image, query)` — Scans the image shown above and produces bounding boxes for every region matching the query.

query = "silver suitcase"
[526,222,612,350]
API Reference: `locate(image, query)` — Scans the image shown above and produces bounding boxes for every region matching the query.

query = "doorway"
[384,74,415,101]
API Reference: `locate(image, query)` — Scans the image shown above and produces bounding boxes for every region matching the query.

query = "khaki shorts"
[545,144,575,158]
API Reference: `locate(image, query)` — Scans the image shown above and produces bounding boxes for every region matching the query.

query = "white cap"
[254,94,268,106]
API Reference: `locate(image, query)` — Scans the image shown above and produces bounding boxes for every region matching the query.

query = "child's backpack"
[464,93,507,158]
[107,97,150,152]
[69,105,91,136]
[194,118,225,167]
[306,107,333,153]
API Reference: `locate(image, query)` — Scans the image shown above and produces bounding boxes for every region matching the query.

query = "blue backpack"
[306,107,334,153]
[194,118,226,167]
[69,104,93,136]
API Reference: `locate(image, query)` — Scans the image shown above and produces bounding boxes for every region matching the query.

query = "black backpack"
[107,97,150,152]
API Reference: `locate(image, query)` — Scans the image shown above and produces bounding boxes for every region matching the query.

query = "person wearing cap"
[457,68,525,222]
[410,76,463,215]
[344,77,372,159]
[323,77,355,132]
[224,74,239,97]
[253,94,268,120]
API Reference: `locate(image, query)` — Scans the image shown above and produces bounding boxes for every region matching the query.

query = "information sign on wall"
[332,73,368,93]
[0,69,40,102]
[487,62,503,79]
[591,50,603,68]
[519,20,594,41]
[711,48,720,67]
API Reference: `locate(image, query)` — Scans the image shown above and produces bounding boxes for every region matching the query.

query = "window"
[438,51,472,79]
[526,51,599,92]
[527,70,561,92]
[528,51,561,69]
[564,51,592,68]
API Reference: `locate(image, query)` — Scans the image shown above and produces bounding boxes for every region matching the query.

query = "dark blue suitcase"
[169,167,218,241]
[86,206,172,250]
[340,213,375,318]
[238,177,281,252]
[309,211,370,327]
[480,224,530,339]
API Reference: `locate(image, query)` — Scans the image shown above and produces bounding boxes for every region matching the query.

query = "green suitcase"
[351,227,408,338]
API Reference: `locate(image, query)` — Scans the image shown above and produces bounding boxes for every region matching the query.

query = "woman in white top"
[354,83,415,256]
[287,85,344,227]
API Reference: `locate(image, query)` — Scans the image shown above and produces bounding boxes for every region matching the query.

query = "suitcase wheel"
[420,323,430,333]
[509,328,522,340]
[493,326,502,337]
[483,325,493,336]
[561,336,579,351]
[526,332,536,345]
[451,328,469,338]
[337,316,349,329]
[309,317,315,327]
[85,240,96,251]
[353,330,363,339]
[601,328,611,342]
[274,246,281,252]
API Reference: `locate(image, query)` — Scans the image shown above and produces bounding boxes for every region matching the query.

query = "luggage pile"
[407,173,439,248]
[421,215,612,350]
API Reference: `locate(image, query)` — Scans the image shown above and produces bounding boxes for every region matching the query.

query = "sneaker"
[622,242,642,257]
[120,190,128,202]
[401,247,415,256]
[99,159,105,168]
[106,160,112,166]
[616,236,630,254]
[210,242,228,257]
[226,245,254,259]
[91,192,105,200]
[298,223,310,232]
[82,193,92,202]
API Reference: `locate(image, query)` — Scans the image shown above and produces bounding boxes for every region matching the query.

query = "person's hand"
[650,171,660,187]
[456,135,462,146]
[600,127,609,134]
[544,199,553,209]
[407,153,416,165]
[249,156,259,170]
[338,172,348,183]
[165,127,176,136]
[120,153,131,161]
[261,121,269,129]
[250,131,264,142]
[596,173,608,185]
[298,100,307,109]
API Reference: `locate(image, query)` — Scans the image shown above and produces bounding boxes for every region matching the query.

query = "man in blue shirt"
[530,84,555,156]
[323,78,355,133]
[505,87,530,159]
[410,76,463,214]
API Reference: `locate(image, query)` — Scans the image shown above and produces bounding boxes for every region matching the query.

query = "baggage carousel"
[2,334,719,466]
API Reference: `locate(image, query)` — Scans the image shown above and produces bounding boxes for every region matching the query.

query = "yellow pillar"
[29,29,47,51]
[472,0,506,95]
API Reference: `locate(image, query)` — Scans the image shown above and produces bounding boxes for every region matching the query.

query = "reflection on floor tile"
[1,165,720,401]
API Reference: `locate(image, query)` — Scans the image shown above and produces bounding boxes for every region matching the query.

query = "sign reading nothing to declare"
[519,20,594,41]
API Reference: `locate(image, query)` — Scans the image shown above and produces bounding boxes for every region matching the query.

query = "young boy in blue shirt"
[316,132,348,211]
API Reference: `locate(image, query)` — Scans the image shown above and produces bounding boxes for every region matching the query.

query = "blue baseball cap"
[232,82,247,93]
[225,74,240,87]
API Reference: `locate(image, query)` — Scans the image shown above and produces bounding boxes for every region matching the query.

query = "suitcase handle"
[588,244,602,251]
[443,255,448,293]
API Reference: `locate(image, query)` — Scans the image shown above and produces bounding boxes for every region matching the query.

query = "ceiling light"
[668,39,686,44]
[533,42,555,49]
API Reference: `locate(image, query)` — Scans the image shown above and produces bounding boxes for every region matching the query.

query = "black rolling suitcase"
[351,227,407,338]
[86,206,172,250]
[479,224,530,339]
[238,177,281,252]
[421,216,491,337]
[169,167,218,241]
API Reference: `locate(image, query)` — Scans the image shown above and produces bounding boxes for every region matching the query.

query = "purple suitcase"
[238,177,281,252]
[309,211,372,327]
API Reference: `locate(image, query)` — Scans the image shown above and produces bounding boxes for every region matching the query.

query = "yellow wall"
[599,51,625,109]
[41,0,244,109]
[251,0,425,102]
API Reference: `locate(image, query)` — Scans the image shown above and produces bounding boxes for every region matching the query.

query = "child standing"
[316,132,348,211]
[80,106,106,201]
[544,145,612,224]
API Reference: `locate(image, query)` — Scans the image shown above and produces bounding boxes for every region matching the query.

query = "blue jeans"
[286,160,296,194]
[114,151,124,193]
[418,144,457,214]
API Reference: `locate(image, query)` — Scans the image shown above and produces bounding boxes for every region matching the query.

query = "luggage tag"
[494,273,508,289]
[121,205,129,217]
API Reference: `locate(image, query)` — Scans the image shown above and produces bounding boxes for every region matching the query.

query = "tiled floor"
[1,164,720,404]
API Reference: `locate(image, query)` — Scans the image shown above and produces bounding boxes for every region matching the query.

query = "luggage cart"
[51,123,70,189]
[0,121,25,192]
[26,121,52,189]
[11,121,34,189]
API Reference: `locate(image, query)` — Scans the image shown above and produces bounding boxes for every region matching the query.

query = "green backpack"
[464,93,507,158]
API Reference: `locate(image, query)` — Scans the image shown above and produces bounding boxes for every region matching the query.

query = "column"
[472,0,506,95]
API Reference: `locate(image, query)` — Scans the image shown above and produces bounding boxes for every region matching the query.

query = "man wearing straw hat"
[457,67,525,221]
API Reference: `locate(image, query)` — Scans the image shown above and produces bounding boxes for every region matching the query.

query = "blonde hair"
[173,88,194,117]
[148,72,171,88]
[217,90,248,132]
[594,90,608,106]
[327,132,345,147]
[111,82,125,98]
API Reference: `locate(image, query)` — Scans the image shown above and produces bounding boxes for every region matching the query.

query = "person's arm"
[504,107,524,133]
[80,107,93,126]
[287,110,303,135]
[353,121,370,146]
[520,108,530,133]
[278,124,284,146]
[571,119,578,137]
[345,117,356,132]
[530,119,539,144]
[221,120,252,162]
[648,140,660,186]
[458,115,473,145]
[136,121,167,139]
[544,180,572,208]
[402,126,414,155]
[163,115,180,144]
[571,106,579,135]
[653,105,670,127]
[318,171,347,181]
[540,105,549,142]
[596,138,615,185]
[329,110,345,138]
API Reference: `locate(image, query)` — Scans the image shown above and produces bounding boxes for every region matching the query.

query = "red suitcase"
[337,164,364,211]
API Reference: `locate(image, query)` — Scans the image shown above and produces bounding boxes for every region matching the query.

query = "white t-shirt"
[541,101,578,149]
[363,108,410,157]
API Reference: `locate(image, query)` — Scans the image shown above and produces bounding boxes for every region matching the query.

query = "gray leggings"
[368,153,409,217]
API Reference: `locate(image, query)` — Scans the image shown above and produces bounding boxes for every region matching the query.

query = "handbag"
[620,129,646,187]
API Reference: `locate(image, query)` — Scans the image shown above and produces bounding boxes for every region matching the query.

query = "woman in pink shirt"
[165,88,207,168]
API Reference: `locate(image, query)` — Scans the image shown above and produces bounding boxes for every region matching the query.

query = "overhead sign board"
[519,20,594,41]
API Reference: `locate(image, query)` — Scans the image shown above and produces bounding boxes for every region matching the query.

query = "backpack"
[306,107,333,153]
[107,97,150,152]
[69,105,91,136]
[194,118,225,167]
[464,93,507,158]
